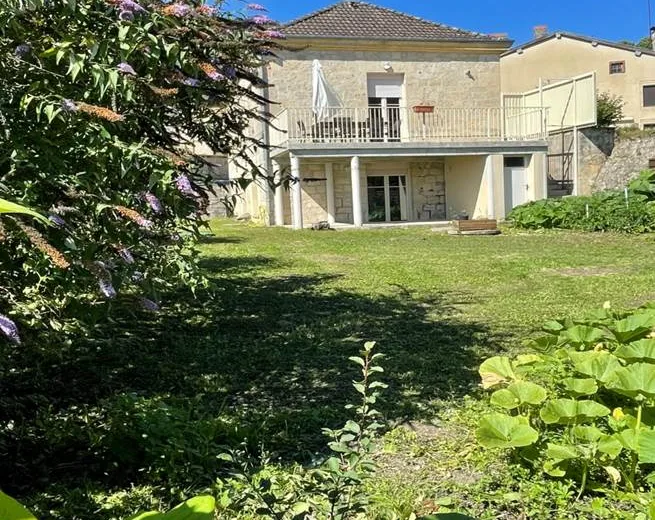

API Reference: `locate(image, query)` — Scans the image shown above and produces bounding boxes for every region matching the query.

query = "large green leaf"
[540,399,610,425]
[615,339,655,363]
[490,381,547,410]
[569,351,622,384]
[419,514,476,520]
[546,443,578,460]
[606,363,655,401]
[559,325,606,345]
[638,429,655,464]
[476,413,538,448]
[0,197,48,225]
[129,496,215,520]
[610,313,655,343]
[562,377,598,397]
[0,490,38,520]
[479,356,515,389]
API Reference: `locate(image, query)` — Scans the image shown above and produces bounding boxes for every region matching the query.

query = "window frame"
[609,61,625,75]
[643,85,655,108]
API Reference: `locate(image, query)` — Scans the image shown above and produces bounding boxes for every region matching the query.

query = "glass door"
[368,97,401,142]
[367,175,408,222]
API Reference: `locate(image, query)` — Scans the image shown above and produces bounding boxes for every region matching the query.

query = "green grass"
[8,220,655,518]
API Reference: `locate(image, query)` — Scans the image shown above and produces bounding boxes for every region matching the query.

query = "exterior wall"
[269,46,502,112]
[594,134,655,191]
[408,161,446,220]
[444,156,488,219]
[501,37,655,127]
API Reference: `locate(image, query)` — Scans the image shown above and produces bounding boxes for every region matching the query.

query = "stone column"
[484,154,496,219]
[290,154,303,230]
[272,159,284,226]
[325,163,336,225]
[350,156,363,227]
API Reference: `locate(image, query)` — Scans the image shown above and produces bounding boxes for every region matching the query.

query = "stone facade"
[268,47,502,113]
[409,161,446,220]
[593,134,655,191]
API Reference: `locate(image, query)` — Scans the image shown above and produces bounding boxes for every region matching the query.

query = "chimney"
[651,26,655,51]
[533,25,548,39]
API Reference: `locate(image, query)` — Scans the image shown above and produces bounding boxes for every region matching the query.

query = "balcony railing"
[270,106,547,149]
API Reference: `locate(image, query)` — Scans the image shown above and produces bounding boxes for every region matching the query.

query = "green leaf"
[639,430,655,464]
[418,514,476,520]
[560,325,606,345]
[610,313,655,343]
[490,381,547,410]
[569,351,622,384]
[544,459,568,477]
[571,425,604,443]
[0,197,49,224]
[615,339,655,362]
[540,399,610,425]
[476,413,538,448]
[348,356,365,367]
[598,435,623,458]
[546,443,579,460]
[479,356,515,389]
[606,363,655,400]
[562,378,598,397]
[0,490,38,520]
[163,496,215,519]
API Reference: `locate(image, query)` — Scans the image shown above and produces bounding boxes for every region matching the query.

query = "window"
[609,61,625,74]
[504,156,526,168]
[644,85,655,107]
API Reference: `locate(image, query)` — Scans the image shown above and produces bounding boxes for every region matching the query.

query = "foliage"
[0,491,214,520]
[508,172,655,233]
[0,0,280,342]
[596,91,624,127]
[477,301,655,497]
[215,341,389,519]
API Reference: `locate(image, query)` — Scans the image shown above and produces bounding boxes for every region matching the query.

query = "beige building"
[231,1,549,228]
[501,32,655,129]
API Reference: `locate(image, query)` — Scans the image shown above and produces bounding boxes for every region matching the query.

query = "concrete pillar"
[273,160,284,226]
[350,156,363,227]
[325,163,335,225]
[290,154,303,230]
[484,154,496,219]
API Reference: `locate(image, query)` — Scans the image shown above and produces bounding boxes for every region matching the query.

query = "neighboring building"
[501,31,655,129]
[231,1,549,228]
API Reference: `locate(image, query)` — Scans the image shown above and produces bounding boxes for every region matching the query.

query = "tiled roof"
[283,1,510,43]
[503,31,655,57]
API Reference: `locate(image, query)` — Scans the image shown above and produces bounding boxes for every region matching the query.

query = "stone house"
[231,1,549,228]
[501,32,655,129]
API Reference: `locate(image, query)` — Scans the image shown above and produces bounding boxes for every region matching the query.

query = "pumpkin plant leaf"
[559,325,606,346]
[610,313,655,343]
[569,351,622,384]
[606,363,655,401]
[638,430,655,464]
[490,381,547,410]
[479,356,515,389]
[476,413,538,448]
[614,339,655,363]
[540,399,610,425]
[562,377,598,397]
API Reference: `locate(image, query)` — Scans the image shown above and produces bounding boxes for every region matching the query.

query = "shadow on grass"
[0,251,505,510]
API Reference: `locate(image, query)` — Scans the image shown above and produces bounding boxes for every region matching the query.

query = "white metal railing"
[270,106,547,147]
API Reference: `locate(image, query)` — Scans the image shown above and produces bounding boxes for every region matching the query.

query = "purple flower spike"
[0,315,21,344]
[99,279,117,299]
[144,192,163,214]
[247,3,267,11]
[118,248,135,264]
[61,99,78,112]
[14,44,31,57]
[182,77,200,87]
[165,3,192,17]
[140,298,160,311]
[262,29,285,39]
[49,214,66,227]
[119,0,145,13]
[175,174,199,197]
[250,14,271,24]
[117,62,137,76]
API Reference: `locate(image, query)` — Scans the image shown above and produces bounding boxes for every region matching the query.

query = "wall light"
[382,62,393,71]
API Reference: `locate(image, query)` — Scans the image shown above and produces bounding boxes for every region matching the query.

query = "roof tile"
[284,1,509,43]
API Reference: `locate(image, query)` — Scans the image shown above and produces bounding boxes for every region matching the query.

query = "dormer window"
[609,61,625,74]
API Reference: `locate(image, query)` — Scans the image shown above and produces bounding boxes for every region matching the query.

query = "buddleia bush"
[0,0,282,341]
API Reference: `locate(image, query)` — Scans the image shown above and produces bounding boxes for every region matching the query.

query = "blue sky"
[225,0,652,45]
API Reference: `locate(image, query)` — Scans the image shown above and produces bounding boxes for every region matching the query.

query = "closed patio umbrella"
[312,59,342,121]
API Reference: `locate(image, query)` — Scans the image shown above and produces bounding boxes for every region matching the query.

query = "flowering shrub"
[0,0,283,340]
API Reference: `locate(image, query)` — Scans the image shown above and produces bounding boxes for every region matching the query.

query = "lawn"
[8,220,655,519]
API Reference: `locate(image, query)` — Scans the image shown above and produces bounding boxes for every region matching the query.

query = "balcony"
[270,106,548,150]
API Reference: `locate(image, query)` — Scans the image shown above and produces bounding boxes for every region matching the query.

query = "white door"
[503,157,529,211]
[367,74,403,142]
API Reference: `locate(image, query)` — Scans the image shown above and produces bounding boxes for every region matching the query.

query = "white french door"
[367,175,408,222]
